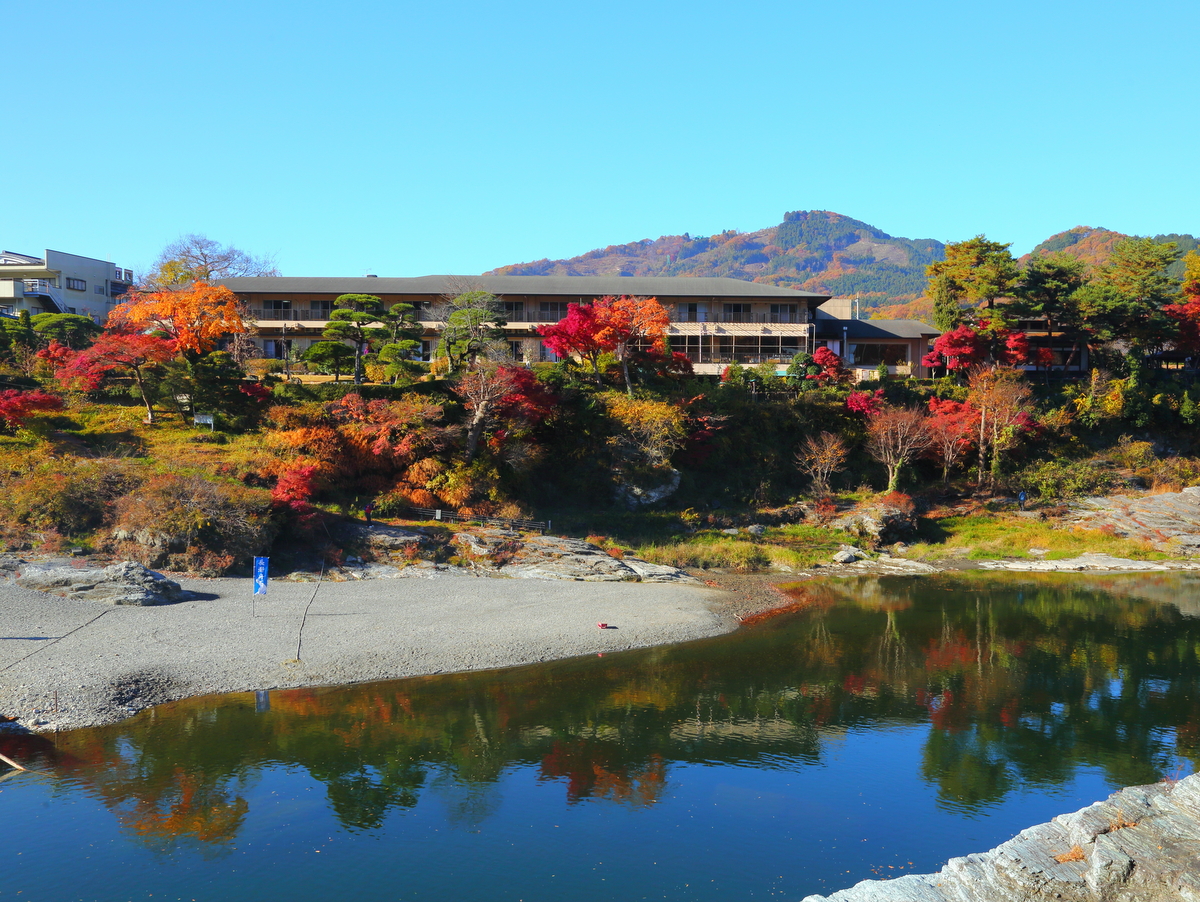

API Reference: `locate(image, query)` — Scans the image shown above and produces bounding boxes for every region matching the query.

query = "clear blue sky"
[9,0,1197,278]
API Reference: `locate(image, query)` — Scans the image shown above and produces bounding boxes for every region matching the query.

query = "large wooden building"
[216,274,939,378]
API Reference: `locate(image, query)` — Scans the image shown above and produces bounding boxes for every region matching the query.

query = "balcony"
[10,280,66,312]
[251,308,344,321]
[671,311,809,325]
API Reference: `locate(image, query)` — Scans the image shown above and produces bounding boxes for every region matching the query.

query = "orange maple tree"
[110,281,245,355]
[592,295,669,393]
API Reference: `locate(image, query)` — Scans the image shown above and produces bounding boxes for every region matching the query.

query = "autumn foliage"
[0,389,63,431]
[110,281,245,355]
[539,295,669,392]
[46,330,176,422]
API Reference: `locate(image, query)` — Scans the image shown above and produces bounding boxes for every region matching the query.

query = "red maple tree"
[536,303,607,372]
[924,397,979,484]
[0,389,63,431]
[48,330,176,423]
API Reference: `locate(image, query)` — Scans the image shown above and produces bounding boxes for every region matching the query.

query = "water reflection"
[17,572,1200,854]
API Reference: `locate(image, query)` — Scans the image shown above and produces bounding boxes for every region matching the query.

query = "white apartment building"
[0,249,134,321]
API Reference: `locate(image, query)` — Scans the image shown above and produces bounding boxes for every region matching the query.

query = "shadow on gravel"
[182,591,221,602]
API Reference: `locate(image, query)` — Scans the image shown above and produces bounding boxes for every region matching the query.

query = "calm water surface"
[3,572,1198,901]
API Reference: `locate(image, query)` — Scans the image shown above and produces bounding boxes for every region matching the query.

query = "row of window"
[253,300,806,324]
[64,278,116,297]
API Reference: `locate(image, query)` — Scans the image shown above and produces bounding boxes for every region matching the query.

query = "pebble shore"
[0,573,734,733]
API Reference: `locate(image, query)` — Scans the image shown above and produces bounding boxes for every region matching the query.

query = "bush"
[1016,460,1121,500]
[1147,456,1200,492]
[109,472,276,574]
[0,457,144,538]
[1111,436,1157,470]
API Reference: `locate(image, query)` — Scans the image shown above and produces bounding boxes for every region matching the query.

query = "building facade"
[216,274,940,378]
[0,249,134,321]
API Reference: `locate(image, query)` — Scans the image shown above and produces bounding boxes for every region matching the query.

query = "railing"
[671,312,810,325]
[20,280,65,312]
[249,308,811,328]
[406,507,549,533]
[251,309,322,321]
[686,355,794,366]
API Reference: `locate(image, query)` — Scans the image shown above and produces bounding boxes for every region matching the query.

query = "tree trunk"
[464,401,491,463]
[353,341,365,384]
[976,408,988,487]
[132,367,155,424]
[619,345,633,395]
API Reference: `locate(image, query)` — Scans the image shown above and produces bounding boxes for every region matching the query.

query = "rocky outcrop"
[15,561,190,606]
[980,553,1200,573]
[1068,487,1200,551]
[333,522,425,551]
[831,505,918,547]
[803,774,1200,902]
[615,468,681,509]
[303,526,700,584]
[459,532,700,582]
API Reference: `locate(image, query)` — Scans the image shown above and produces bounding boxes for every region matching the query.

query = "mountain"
[489,213,1199,323]
[488,211,945,308]
[1024,226,1198,280]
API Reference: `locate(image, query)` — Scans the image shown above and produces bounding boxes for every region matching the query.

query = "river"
[2,572,1197,901]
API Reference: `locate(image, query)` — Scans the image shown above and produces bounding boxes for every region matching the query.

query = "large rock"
[803,774,1200,902]
[333,522,426,551]
[615,468,681,509]
[1068,488,1200,551]
[454,531,699,583]
[15,561,190,606]
[832,505,918,547]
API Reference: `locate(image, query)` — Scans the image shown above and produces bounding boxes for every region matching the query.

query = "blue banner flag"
[253,557,269,595]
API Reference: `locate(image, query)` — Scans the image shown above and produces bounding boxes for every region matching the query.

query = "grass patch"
[906,514,1171,562]
[635,524,855,572]
[636,536,772,572]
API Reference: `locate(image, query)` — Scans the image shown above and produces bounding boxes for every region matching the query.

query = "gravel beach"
[0,573,735,732]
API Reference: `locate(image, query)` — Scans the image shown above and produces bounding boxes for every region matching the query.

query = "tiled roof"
[217,274,830,301]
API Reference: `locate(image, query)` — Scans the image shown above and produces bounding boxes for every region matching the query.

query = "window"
[539,301,569,321]
[308,300,334,318]
[66,278,86,291]
[850,343,909,366]
[95,285,107,295]
[769,304,799,323]
[504,301,525,321]
[723,303,751,322]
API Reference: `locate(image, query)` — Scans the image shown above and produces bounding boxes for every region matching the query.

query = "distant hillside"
[491,214,1199,324]
[1023,226,1198,280]
[489,211,946,308]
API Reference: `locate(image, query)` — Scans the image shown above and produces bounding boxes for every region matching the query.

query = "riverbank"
[7,550,1200,735]
[802,774,1200,902]
[0,573,734,733]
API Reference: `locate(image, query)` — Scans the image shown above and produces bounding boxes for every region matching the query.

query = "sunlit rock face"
[802,774,1200,902]
[15,561,189,606]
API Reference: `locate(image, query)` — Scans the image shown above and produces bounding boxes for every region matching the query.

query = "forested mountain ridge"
[488,211,945,307]
[1024,226,1199,280]
[490,212,1199,320]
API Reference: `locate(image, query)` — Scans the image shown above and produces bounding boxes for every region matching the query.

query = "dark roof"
[815,319,940,340]
[215,274,830,302]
